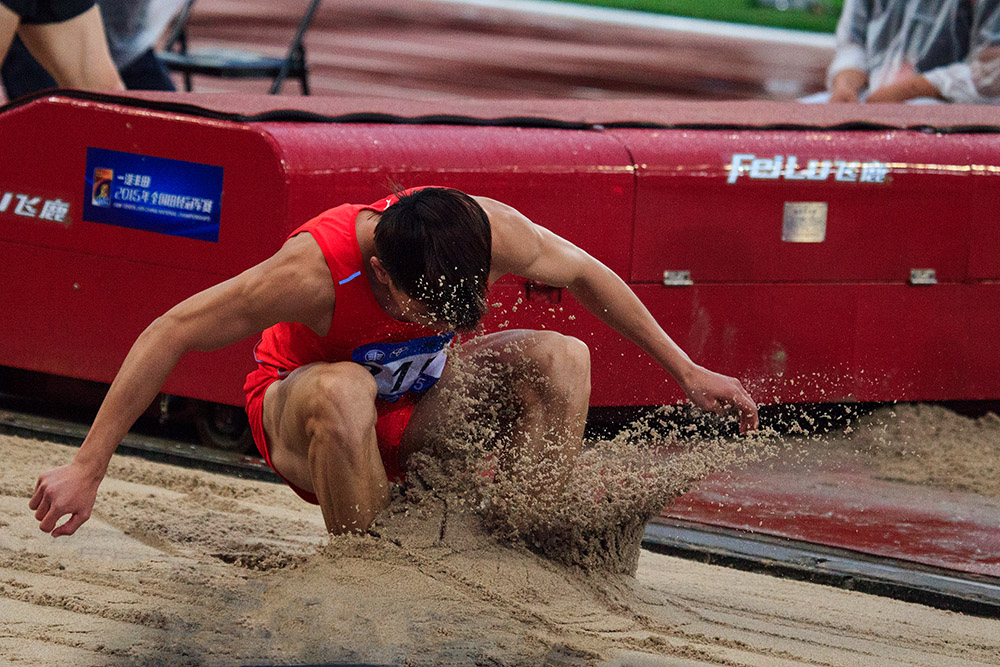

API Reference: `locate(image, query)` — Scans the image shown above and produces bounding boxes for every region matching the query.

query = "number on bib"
[351,334,455,402]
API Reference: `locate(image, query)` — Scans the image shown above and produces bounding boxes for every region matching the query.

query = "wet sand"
[3,424,999,666]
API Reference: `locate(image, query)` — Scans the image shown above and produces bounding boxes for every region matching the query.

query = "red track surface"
[666,464,1000,579]
[167,0,831,101]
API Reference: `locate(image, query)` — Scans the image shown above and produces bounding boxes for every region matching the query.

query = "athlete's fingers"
[52,513,88,538]
[28,481,43,510]
[733,387,759,433]
[38,506,66,534]
[33,497,51,523]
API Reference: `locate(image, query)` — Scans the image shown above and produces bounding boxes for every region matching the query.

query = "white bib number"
[352,334,454,402]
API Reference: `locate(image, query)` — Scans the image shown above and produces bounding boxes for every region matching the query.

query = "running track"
[162,0,834,100]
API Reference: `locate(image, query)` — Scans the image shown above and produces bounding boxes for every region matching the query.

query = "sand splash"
[382,341,782,575]
[828,402,1000,498]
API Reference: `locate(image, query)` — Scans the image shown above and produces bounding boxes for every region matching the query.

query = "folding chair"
[158,0,322,95]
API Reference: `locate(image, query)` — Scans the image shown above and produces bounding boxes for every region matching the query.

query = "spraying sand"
[842,403,1000,498]
[3,401,1000,665]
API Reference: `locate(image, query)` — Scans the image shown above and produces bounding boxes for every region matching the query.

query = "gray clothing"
[829,0,1000,103]
[99,0,187,69]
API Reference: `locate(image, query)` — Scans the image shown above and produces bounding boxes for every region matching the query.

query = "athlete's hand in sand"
[29,462,102,537]
[680,365,758,433]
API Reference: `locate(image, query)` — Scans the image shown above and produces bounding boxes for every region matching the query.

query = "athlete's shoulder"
[291,203,361,237]
[471,195,523,230]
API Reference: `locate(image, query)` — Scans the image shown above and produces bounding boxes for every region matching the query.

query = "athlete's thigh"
[261,361,378,492]
[17,5,122,89]
[399,329,558,458]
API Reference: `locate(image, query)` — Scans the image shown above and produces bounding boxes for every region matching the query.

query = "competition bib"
[352,334,455,402]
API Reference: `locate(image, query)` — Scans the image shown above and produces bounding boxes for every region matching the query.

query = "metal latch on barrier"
[909,268,937,285]
[662,270,693,287]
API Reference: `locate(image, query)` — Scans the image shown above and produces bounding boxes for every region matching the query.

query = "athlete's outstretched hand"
[680,365,759,433]
[29,462,102,537]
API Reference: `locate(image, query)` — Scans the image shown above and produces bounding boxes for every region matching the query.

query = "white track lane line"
[429,0,837,47]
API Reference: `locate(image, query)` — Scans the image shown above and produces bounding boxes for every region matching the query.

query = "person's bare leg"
[402,329,592,485]
[0,4,18,65]
[17,5,123,91]
[262,361,390,534]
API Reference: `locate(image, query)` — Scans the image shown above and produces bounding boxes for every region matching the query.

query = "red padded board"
[1,92,996,406]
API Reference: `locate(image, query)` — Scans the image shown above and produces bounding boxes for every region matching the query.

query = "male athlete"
[30,187,758,536]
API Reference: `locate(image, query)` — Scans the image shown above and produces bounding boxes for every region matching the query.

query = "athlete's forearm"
[567,260,696,385]
[72,318,187,477]
[568,260,759,431]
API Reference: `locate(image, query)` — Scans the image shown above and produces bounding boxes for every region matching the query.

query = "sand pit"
[3,422,1000,666]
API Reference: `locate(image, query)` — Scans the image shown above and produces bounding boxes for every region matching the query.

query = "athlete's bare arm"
[477,196,758,433]
[30,234,334,537]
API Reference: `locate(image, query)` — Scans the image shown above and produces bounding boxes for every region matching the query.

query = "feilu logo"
[0,191,70,223]
[727,154,890,185]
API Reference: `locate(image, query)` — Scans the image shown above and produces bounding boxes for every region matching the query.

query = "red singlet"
[244,190,452,503]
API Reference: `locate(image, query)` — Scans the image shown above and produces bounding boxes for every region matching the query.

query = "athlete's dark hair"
[374,187,492,332]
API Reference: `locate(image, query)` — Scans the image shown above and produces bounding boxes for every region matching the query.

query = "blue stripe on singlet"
[338,271,361,285]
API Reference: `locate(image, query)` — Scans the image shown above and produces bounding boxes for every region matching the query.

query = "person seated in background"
[960,0,1000,101]
[0,0,123,94]
[2,0,186,100]
[817,0,999,104]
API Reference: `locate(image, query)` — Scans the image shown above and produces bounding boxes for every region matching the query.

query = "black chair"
[157,0,322,95]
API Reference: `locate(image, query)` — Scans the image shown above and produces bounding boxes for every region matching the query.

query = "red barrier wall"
[1,93,997,408]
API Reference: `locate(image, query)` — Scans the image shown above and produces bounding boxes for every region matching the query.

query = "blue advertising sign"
[83,147,223,242]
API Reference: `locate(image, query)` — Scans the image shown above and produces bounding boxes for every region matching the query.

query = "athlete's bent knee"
[555,334,591,393]
[533,332,590,377]
[561,335,591,373]
[302,364,378,447]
